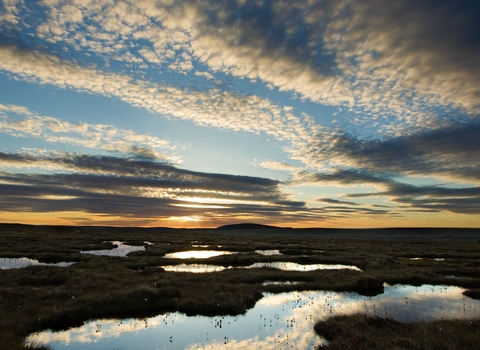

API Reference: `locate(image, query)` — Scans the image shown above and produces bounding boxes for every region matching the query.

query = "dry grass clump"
[463,289,480,300]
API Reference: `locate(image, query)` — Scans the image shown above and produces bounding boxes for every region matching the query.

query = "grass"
[314,314,480,350]
[463,289,480,300]
[0,223,479,349]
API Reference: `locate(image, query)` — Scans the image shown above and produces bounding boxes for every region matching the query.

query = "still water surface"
[248,262,361,271]
[0,257,75,269]
[161,264,232,273]
[163,251,236,259]
[27,284,480,350]
[255,250,282,256]
[159,262,361,273]
[80,241,145,257]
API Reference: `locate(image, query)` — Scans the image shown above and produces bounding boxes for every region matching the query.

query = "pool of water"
[163,251,236,259]
[262,281,305,286]
[26,284,479,350]
[161,264,232,273]
[0,257,75,269]
[157,262,361,273]
[248,262,362,271]
[255,250,282,256]
[80,241,145,257]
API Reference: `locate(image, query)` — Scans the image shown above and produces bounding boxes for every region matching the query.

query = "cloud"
[345,182,480,215]
[194,71,214,80]
[0,151,405,222]
[259,161,298,172]
[295,166,480,216]
[0,44,314,159]
[0,0,21,26]
[307,121,480,183]
[1,1,479,225]
[2,1,478,168]
[5,0,478,136]
[295,169,391,187]
[324,0,480,118]
[0,152,279,189]
[380,183,480,200]
[178,0,479,128]
[316,198,359,206]
[0,103,173,160]
[183,1,356,107]
[319,205,390,216]
[0,151,306,219]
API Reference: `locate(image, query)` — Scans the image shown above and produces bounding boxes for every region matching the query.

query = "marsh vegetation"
[1,224,479,349]
[26,284,480,349]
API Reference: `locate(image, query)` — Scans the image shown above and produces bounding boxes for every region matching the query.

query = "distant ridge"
[216,223,288,230]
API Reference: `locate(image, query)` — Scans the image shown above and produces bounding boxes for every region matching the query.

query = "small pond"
[157,262,361,273]
[80,241,145,257]
[248,262,362,271]
[26,284,480,350]
[163,251,236,259]
[262,281,304,286]
[191,242,223,248]
[161,264,232,273]
[255,249,282,256]
[0,257,75,269]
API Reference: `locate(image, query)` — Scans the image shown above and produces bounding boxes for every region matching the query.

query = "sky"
[0,0,479,228]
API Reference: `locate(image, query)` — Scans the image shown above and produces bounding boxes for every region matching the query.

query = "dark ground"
[1,224,479,349]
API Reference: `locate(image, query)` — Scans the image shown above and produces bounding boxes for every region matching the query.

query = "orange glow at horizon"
[0,210,478,229]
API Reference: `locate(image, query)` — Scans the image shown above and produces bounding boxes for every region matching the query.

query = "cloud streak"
[296,168,480,216]
[0,151,407,224]
[0,152,308,222]
[307,121,480,183]
[346,182,480,215]
[0,103,173,160]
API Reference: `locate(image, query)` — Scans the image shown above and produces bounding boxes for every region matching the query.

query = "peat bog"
[1,224,480,349]
[26,284,480,349]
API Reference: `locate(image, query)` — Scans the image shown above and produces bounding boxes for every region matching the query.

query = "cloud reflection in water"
[0,257,74,269]
[161,264,232,273]
[255,250,282,256]
[163,251,236,259]
[26,284,480,350]
[248,262,362,271]
[80,241,145,257]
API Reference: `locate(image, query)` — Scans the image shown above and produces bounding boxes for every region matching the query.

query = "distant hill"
[216,223,288,230]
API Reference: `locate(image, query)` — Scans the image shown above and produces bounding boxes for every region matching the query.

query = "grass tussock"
[463,289,480,300]
[314,314,480,350]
